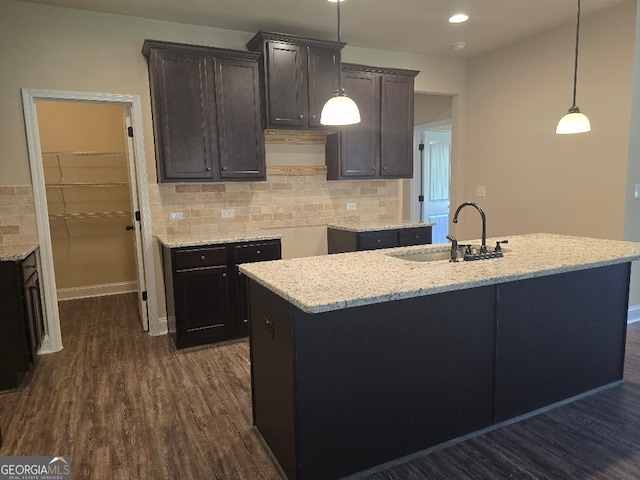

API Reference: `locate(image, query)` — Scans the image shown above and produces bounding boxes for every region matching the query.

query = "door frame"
[21,89,160,353]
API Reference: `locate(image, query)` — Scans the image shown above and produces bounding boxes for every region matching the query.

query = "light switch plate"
[476,186,486,198]
[169,211,183,221]
[221,208,235,218]
[346,202,357,211]
[635,183,640,199]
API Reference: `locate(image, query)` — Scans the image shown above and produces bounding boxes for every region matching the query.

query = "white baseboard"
[152,317,168,336]
[57,281,138,301]
[629,305,640,324]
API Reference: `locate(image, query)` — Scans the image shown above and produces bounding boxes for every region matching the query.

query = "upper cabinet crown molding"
[246,31,344,53]
[142,39,265,183]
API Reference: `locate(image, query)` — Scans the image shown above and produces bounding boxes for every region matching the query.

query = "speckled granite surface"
[240,233,640,314]
[156,232,282,248]
[0,243,38,261]
[326,220,435,232]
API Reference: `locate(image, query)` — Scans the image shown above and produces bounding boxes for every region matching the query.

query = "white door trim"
[21,89,161,353]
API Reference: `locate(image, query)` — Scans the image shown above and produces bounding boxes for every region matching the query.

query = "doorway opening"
[415,123,451,244]
[22,89,159,353]
[409,93,453,244]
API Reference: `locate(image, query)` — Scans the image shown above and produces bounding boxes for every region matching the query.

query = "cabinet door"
[22,273,43,364]
[175,266,230,342]
[233,241,282,328]
[380,74,414,178]
[266,42,305,128]
[149,49,216,181]
[307,46,338,128]
[340,70,379,177]
[214,57,266,179]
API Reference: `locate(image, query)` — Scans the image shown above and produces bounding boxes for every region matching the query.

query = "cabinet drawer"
[234,241,281,264]
[357,231,398,251]
[174,246,227,270]
[21,250,38,283]
[398,227,432,247]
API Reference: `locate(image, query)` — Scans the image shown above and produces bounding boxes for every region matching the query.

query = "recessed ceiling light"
[449,13,469,24]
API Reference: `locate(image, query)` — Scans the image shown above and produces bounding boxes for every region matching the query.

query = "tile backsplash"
[0,176,401,245]
[0,186,38,246]
[150,174,401,237]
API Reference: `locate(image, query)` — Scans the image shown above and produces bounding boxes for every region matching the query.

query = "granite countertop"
[326,220,435,232]
[239,233,640,314]
[0,243,38,261]
[156,231,283,248]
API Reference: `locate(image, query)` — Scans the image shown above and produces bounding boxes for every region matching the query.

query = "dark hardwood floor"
[1,293,640,479]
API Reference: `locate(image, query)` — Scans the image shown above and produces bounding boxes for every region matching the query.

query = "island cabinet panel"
[327,225,432,254]
[494,263,630,423]
[143,40,265,183]
[162,239,281,349]
[249,281,496,480]
[246,32,340,130]
[325,64,418,180]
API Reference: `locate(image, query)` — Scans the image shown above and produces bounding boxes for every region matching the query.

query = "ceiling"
[22,0,629,58]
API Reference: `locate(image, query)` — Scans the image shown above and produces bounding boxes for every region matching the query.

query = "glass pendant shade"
[556,108,591,134]
[320,0,360,126]
[320,91,361,126]
[557,0,590,135]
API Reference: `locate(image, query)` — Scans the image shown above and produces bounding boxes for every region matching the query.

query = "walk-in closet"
[36,101,139,303]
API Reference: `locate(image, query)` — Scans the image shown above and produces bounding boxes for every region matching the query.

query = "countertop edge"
[0,243,39,262]
[156,233,283,248]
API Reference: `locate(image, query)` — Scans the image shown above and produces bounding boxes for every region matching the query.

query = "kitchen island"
[239,234,640,480]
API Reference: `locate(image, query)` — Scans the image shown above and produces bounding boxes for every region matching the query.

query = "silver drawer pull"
[200,255,206,261]
[256,250,261,255]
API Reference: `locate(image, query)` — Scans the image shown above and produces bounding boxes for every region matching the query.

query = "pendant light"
[321,0,361,126]
[556,0,591,134]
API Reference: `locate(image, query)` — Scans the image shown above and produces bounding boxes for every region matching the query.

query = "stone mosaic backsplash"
[149,174,401,237]
[0,186,38,246]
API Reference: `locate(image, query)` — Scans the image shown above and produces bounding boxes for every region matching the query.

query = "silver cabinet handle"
[200,255,206,261]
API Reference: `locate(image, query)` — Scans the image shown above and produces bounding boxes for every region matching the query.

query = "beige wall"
[625,1,640,307]
[414,93,453,126]
[36,101,137,290]
[461,1,635,243]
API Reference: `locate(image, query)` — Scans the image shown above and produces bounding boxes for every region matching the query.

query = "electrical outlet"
[169,211,183,221]
[635,184,640,199]
[221,208,235,218]
[476,186,486,198]
[346,202,357,211]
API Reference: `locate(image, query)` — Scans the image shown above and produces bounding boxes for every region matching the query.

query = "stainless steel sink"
[388,249,452,262]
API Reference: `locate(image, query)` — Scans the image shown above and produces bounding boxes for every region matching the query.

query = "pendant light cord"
[571,0,582,109]
[336,0,343,93]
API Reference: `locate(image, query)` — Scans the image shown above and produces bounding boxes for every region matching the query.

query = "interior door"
[124,110,149,330]
[421,129,451,244]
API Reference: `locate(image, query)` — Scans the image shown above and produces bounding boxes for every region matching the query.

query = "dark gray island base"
[248,263,631,480]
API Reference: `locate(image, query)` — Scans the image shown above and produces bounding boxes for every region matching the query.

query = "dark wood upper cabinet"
[246,32,340,130]
[326,64,419,180]
[143,40,265,182]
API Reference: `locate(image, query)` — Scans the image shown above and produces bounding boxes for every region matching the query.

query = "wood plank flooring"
[1,293,640,479]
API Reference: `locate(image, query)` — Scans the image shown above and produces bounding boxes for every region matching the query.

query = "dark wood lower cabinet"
[249,263,631,479]
[327,225,432,254]
[163,239,281,349]
[0,249,44,391]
